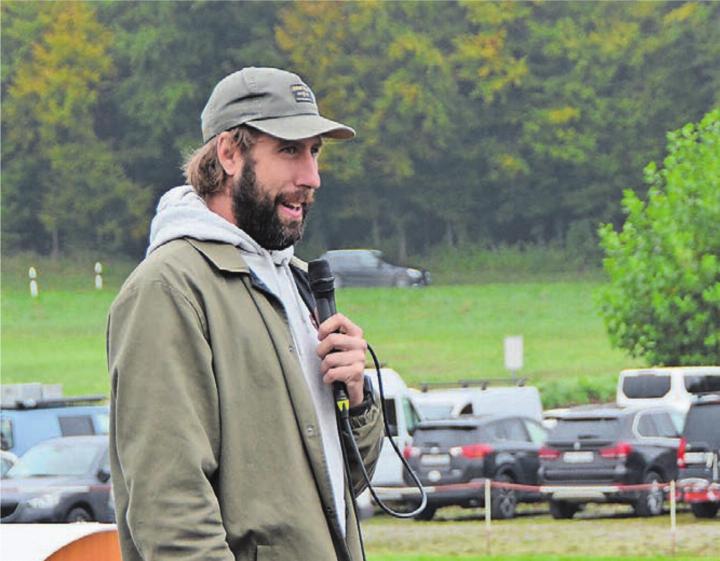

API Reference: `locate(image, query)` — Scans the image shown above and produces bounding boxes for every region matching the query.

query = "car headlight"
[407,268,422,279]
[27,493,62,509]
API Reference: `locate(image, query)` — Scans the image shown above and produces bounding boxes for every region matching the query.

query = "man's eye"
[281,145,298,154]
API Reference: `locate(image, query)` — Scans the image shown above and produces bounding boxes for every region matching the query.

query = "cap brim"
[246,114,355,141]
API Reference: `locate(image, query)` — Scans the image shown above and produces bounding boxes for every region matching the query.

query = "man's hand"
[316,313,368,407]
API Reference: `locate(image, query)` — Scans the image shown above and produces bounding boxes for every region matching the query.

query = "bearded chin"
[231,160,308,251]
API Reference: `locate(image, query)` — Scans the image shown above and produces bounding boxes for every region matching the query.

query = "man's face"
[232,135,322,250]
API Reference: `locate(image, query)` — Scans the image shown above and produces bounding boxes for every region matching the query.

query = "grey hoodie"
[147,185,346,534]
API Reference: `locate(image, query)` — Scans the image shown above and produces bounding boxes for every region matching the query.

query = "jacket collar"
[186,239,250,273]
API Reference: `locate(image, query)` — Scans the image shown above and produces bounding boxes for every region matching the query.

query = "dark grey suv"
[402,415,548,520]
[1,435,113,523]
[677,395,720,518]
[320,249,430,288]
[538,405,681,518]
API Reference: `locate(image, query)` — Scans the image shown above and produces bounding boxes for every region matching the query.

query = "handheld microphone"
[308,259,350,417]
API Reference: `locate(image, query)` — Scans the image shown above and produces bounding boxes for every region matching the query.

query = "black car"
[538,405,681,518]
[320,249,430,288]
[1,435,113,523]
[677,394,720,519]
[402,415,548,520]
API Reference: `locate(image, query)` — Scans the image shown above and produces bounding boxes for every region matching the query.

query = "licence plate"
[421,454,450,466]
[684,451,713,466]
[563,451,594,463]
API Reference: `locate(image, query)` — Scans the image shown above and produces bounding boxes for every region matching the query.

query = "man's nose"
[296,152,321,190]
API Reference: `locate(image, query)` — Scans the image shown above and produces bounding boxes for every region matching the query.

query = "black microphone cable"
[307,260,428,552]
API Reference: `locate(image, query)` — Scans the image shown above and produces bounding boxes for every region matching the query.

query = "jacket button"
[288,345,295,353]
[306,424,315,436]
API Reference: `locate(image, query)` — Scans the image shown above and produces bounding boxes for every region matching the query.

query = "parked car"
[319,249,430,288]
[1,450,18,478]
[538,405,681,518]
[412,383,543,422]
[677,394,720,519]
[402,415,548,520]
[1,435,113,523]
[1,384,109,456]
[616,366,720,418]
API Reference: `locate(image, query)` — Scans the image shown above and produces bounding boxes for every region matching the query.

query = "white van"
[411,385,543,422]
[364,367,423,486]
[616,366,720,415]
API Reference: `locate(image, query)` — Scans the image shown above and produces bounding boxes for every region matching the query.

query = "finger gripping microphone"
[308,259,350,418]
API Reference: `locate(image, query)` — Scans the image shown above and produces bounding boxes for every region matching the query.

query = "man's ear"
[216,132,244,177]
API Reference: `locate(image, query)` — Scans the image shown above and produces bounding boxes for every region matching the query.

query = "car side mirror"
[97,467,111,483]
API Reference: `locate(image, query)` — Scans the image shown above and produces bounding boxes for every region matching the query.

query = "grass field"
[363,506,718,559]
[1,254,643,405]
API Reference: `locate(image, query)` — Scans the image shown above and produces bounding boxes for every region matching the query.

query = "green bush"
[598,109,720,365]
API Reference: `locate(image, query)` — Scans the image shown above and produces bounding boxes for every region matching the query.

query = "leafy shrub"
[597,109,720,365]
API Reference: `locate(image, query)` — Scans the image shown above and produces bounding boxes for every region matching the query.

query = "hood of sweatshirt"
[147,185,294,266]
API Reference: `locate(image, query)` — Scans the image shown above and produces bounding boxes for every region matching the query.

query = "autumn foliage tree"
[2,1,149,257]
[598,109,720,365]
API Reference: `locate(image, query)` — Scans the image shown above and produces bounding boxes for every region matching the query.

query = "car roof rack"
[2,395,107,410]
[418,377,527,392]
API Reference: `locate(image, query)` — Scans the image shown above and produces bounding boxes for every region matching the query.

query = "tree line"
[2,1,718,261]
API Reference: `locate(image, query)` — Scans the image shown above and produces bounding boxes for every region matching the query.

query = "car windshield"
[413,427,482,446]
[622,375,671,398]
[684,404,720,448]
[684,375,720,394]
[6,440,102,478]
[549,418,621,442]
[416,404,455,420]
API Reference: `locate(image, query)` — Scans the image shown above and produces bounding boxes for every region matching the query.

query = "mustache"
[276,190,315,207]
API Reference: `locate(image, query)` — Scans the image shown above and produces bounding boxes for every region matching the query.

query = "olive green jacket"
[107,239,383,561]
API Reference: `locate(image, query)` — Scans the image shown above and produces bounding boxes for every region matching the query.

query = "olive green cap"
[201,67,355,143]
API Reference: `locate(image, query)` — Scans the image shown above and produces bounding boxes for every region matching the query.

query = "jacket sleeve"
[347,397,384,496]
[108,279,234,561]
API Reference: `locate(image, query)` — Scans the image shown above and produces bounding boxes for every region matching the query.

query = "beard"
[232,158,312,250]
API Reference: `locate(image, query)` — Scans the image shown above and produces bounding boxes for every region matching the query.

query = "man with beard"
[107,67,384,561]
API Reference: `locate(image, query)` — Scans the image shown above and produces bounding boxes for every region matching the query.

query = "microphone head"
[308,259,335,292]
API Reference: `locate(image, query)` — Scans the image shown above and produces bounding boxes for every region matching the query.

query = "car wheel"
[66,506,93,523]
[413,505,436,521]
[690,502,719,519]
[633,471,664,517]
[490,473,517,519]
[549,500,579,519]
[394,274,410,288]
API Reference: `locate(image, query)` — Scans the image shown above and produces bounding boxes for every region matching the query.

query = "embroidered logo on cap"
[290,84,315,104]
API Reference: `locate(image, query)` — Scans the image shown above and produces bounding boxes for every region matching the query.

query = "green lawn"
[1,255,642,405]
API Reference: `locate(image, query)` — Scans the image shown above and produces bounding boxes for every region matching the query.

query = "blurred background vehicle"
[677,394,720,519]
[320,249,430,288]
[538,404,681,519]
[616,366,720,420]
[402,414,548,520]
[1,383,108,456]
[412,381,543,422]
[364,368,423,488]
[1,435,113,523]
[1,450,18,478]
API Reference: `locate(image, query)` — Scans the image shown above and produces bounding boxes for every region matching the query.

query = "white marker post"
[504,335,524,381]
[28,267,39,298]
[670,480,677,556]
[95,262,103,290]
[485,478,492,555]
